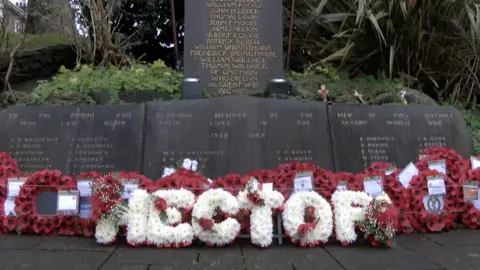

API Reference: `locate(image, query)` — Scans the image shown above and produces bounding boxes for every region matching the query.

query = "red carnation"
[154,197,168,212]
[246,192,263,206]
[199,218,214,231]
[297,223,316,238]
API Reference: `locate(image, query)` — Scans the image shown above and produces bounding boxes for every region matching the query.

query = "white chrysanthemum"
[162,167,176,178]
[237,188,284,247]
[192,189,240,245]
[331,190,372,244]
[147,189,196,246]
[126,189,150,245]
[182,158,192,170]
[95,218,118,244]
[282,191,333,245]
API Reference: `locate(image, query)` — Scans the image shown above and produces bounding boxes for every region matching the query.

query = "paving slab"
[0,249,110,270]
[100,246,197,270]
[242,243,343,270]
[196,245,243,265]
[397,233,480,270]
[0,234,45,250]
[33,236,115,252]
[420,230,480,247]
[324,235,440,270]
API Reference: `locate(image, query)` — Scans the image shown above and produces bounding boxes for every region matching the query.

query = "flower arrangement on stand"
[357,193,396,247]
[91,174,128,245]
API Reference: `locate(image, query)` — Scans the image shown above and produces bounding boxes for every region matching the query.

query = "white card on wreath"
[262,183,273,191]
[384,167,396,176]
[77,179,92,197]
[120,179,139,199]
[363,176,383,197]
[3,197,15,216]
[7,177,27,197]
[471,156,480,170]
[56,190,79,215]
[397,162,419,189]
[428,160,447,174]
[336,181,347,191]
[419,154,427,160]
[293,171,313,193]
[427,175,446,196]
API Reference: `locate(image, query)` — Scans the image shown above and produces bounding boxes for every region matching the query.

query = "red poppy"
[296,223,315,238]
[154,197,168,212]
[246,192,263,206]
[199,218,214,231]
[3,216,17,232]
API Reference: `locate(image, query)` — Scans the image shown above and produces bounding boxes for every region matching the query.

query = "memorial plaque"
[328,104,473,173]
[0,105,144,175]
[184,0,283,96]
[143,96,333,179]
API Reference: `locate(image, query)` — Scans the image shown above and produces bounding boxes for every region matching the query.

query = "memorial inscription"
[143,96,334,179]
[329,104,472,172]
[184,0,282,96]
[0,106,144,175]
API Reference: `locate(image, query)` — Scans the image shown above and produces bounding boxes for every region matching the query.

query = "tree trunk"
[25,0,74,35]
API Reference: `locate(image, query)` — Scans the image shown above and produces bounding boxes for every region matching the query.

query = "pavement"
[0,230,479,270]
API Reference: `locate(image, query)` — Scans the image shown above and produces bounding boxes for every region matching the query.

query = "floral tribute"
[357,193,396,247]
[14,170,76,235]
[459,169,480,228]
[1,148,480,249]
[407,170,458,232]
[236,179,284,247]
[91,174,128,244]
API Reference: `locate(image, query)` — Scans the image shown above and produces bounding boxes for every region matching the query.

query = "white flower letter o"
[282,191,333,246]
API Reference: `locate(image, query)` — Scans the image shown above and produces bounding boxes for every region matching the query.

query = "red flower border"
[14,170,77,235]
[407,170,459,232]
[459,169,480,228]
[72,171,101,237]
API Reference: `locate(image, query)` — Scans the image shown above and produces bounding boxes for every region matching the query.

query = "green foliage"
[31,60,183,104]
[453,105,480,154]
[3,33,71,49]
[291,0,480,103]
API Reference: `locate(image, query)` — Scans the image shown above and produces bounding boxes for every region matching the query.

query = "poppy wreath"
[0,152,18,174]
[417,147,469,183]
[381,168,413,234]
[273,161,317,199]
[364,162,394,174]
[407,170,459,232]
[459,169,480,229]
[0,170,21,234]
[152,169,211,196]
[312,168,336,202]
[14,169,76,235]
[212,173,250,234]
[72,171,102,237]
[335,172,362,191]
[116,171,153,237]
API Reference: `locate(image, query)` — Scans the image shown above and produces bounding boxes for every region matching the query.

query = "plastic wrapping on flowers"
[459,169,480,229]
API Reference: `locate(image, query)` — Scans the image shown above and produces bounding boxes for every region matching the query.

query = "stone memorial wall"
[0,105,144,175]
[328,104,472,172]
[184,0,283,96]
[142,96,333,179]
[0,98,473,180]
